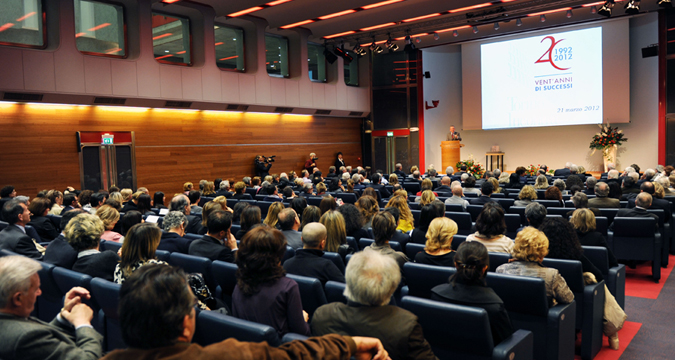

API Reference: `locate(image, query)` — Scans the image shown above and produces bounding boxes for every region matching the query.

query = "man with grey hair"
[524,202,547,229]
[552,179,566,194]
[584,177,597,196]
[589,182,620,208]
[352,174,365,190]
[283,223,344,285]
[445,185,469,210]
[278,208,302,249]
[621,175,640,200]
[554,162,572,177]
[170,194,202,234]
[566,192,601,218]
[0,255,103,359]
[341,172,351,181]
[640,168,657,185]
[611,192,659,230]
[493,168,501,178]
[311,250,437,360]
[158,211,192,254]
[242,177,252,187]
[393,163,406,179]
[215,180,232,198]
[0,199,43,259]
[445,165,454,177]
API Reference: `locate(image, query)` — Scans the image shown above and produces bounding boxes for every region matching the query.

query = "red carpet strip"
[574,321,642,360]
[624,255,675,299]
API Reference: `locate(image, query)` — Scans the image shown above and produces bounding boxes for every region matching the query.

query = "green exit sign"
[387,131,394,137]
[102,135,114,145]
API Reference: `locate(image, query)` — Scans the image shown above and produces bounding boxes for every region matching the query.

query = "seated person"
[466,203,514,254]
[410,204,444,244]
[311,250,437,360]
[570,209,618,268]
[0,255,103,359]
[514,185,537,207]
[469,182,496,206]
[159,211,193,254]
[463,176,482,195]
[544,187,564,207]
[365,212,409,270]
[43,209,86,269]
[0,199,43,259]
[565,192,601,218]
[382,207,411,248]
[27,197,59,241]
[114,223,166,284]
[445,185,470,210]
[68,213,120,282]
[232,226,311,337]
[96,205,123,242]
[103,264,387,360]
[283,223,345,285]
[189,211,238,263]
[496,227,574,307]
[431,242,514,344]
[415,217,457,267]
[540,218,604,283]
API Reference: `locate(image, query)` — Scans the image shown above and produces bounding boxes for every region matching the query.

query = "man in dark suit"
[189,210,238,263]
[278,208,302,249]
[553,162,572,177]
[393,163,407,179]
[169,194,202,234]
[610,192,659,230]
[283,223,345,286]
[43,209,86,268]
[255,155,273,178]
[0,255,103,360]
[0,185,16,221]
[353,174,366,190]
[0,199,43,259]
[214,180,232,198]
[583,177,597,196]
[262,184,283,202]
[60,193,81,214]
[627,182,671,222]
[158,211,193,254]
[326,166,338,179]
[368,174,391,200]
[588,182,620,208]
[620,175,641,200]
[334,152,346,170]
[435,176,453,195]
[469,182,496,206]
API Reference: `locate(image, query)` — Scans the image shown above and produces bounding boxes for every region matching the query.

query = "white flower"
[617,130,623,134]
[596,133,601,136]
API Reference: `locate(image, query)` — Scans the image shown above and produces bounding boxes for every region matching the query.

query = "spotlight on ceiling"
[333,46,353,65]
[473,26,479,34]
[433,33,440,40]
[590,5,597,13]
[494,22,500,30]
[516,18,522,26]
[658,0,672,7]
[567,10,573,18]
[415,37,421,44]
[352,44,366,56]
[385,36,398,52]
[624,0,640,14]
[370,40,383,54]
[324,48,338,64]
[598,0,615,16]
[453,30,459,37]
[403,35,416,52]
[540,14,546,22]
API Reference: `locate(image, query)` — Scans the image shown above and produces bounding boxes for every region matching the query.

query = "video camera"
[261,155,276,163]
[312,157,319,161]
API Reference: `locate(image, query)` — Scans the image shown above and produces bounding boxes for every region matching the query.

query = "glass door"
[78,132,136,191]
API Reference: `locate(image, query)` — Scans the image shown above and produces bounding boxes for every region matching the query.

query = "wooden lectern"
[441,141,463,171]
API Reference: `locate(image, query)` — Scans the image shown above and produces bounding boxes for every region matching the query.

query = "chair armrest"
[581,281,606,360]
[547,301,576,360]
[493,329,534,360]
[280,333,309,344]
[607,264,626,309]
[400,286,409,298]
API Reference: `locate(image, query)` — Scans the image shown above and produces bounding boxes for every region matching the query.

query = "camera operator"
[304,152,318,173]
[255,155,273,178]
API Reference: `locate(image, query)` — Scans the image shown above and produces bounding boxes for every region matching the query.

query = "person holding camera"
[255,155,273,178]
[305,153,318,173]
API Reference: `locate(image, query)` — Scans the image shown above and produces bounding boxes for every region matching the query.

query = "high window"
[0,0,45,48]
[344,53,359,86]
[214,25,244,71]
[152,12,190,65]
[265,34,289,77]
[307,42,326,82]
[74,0,125,57]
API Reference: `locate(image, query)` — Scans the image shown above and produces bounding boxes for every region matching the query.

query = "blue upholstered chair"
[193,310,280,347]
[582,245,626,309]
[90,278,123,351]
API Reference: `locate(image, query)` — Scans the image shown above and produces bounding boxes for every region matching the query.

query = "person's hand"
[303,310,309,322]
[62,287,90,312]
[117,247,122,257]
[225,206,233,213]
[351,337,390,360]
[66,186,75,192]
[227,232,237,249]
[62,303,94,328]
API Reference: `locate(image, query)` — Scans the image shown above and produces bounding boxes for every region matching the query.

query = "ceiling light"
[473,26,479,34]
[516,18,522,26]
[624,0,640,14]
[415,37,421,44]
[598,1,614,16]
[658,0,672,7]
[370,40,383,54]
[352,44,366,56]
[333,46,353,64]
[494,22,499,30]
[433,33,440,40]
[540,14,546,22]
[567,10,573,17]
[590,5,597,13]
[453,30,458,37]
[385,36,399,51]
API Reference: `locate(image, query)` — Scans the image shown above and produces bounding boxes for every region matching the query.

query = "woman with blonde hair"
[415,217,458,267]
[356,196,379,229]
[384,195,414,233]
[264,201,285,229]
[120,188,133,203]
[393,189,408,198]
[489,178,502,194]
[498,172,510,184]
[67,213,119,281]
[202,181,216,196]
[514,185,537,207]
[47,190,64,215]
[416,179,438,198]
[316,182,327,196]
[183,182,193,195]
[570,209,618,267]
[534,175,549,189]
[419,190,436,206]
[96,205,123,242]
[388,174,399,186]
[319,210,350,257]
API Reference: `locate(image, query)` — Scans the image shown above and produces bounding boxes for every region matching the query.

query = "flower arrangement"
[525,164,540,176]
[590,124,627,153]
[456,157,485,179]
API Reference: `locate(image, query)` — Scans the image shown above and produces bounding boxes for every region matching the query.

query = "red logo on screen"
[535,36,570,71]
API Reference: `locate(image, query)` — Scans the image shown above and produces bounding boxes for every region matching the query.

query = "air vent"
[315,110,331,115]
[275,107,294,113]
[165,101,192,108]
[3,92,43,101]
[226,104,249,111]
[349,111,364,117]
[94,97,126,105]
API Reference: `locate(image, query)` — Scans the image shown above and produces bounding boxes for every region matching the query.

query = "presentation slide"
[480,27,603,130]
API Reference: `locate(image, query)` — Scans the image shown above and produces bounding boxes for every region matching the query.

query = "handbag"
[603,285,627,336]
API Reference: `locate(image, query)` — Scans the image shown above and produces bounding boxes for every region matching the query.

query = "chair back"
[90,278,124,351]
[168,253,215,292]
[504,214,521,238]
[486,272,549,317]
[508,206,527,226]
[211,260,238,306]
[487,252,511,272]
[445,203,464,213]
[282,245,295,264]
[155,249,171,262]
[36,262,62,322]
[193,309,280,347]
[402,262,455,298]
[100,240,122,254]
[466,205,484,222]
[324,281,348,304]
[285,274,327,318]
[451,234,467,250]
[445,212,473,235]
[345,236,358,251]
[322,252,346,274]
[496,198,514,212]
[405,242,426,260]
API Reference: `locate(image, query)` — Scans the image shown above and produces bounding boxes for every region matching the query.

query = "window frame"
[0,0,47,50]
[264,33,290,78]
[307,41,327,83]
[74,0,128,59]
[151,10,193,67]
[214,22,245,73]
[344,52,359,87]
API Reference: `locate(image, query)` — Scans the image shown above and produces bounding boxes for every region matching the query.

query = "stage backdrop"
[0,104,362,197]
[423,13,658,173]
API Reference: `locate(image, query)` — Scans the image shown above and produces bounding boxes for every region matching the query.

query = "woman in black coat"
[570,209,619,268]
[27,197,59,241]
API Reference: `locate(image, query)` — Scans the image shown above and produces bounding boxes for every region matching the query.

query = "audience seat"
[646,209,670,267]
[401,262,455,299]
[155,249,170,263]
[193,309,280,347]
[281,333,309,343]
[211,260,238,307]
[346,236,358,251]
[452,234,467,250]
[322,252,345,274]
[487,272,576,360]
[508,206,527,227]
[405,242,425,260]
[0,220,8,230]
[542,258,605,360]
[608,217,661,282]
[324,281,348,304]
[488,252,511,272]
[546,207,569,218]
[168,253,215,293]
[496,198,515,212]
[466,205,484,222]
[282,245,295,264]
[46,214,62,232]
[445,212,474,236]
[411,210,421,226]
[100,240,122,254]
[184,233,202,241]
[504,214,521,239]
[445,204,464,213]
[358,238,402,252]
[257,201,275,218]
[535,200,563,208]
[90,278,124,352]
[285,274,327,319]
[334,193,357,204]
[36,262,63,322]
[598,208,619,223]
[582,246,626,309]
[595,216,608,237]
[401,296,534,360]
[403,182,421,194]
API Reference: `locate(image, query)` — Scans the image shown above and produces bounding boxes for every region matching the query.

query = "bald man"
[611,192,659,230]
[282,223,345,286]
